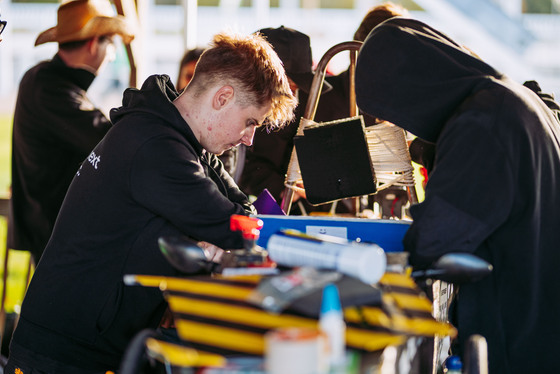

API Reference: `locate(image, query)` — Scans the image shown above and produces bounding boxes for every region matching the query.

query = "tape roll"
[265,327,329,374]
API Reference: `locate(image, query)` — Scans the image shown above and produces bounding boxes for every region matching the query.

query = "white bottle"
[266,229,386,284]
[319,283,346,370]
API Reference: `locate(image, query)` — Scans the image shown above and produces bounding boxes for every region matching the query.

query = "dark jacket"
[12,75,253,371]
[238,109,301,202]
[410,80,560,175]
[356,18,560,374]
[9,54,112,262]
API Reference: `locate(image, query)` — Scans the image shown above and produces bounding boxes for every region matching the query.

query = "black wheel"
[119,329,165,374]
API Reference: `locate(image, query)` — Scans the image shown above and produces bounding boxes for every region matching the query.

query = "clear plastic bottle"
[319,283,346,371]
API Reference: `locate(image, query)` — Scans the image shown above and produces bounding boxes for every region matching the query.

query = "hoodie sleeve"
[404,106,515,267]
[129,135,248,249]
[206,152,256,214]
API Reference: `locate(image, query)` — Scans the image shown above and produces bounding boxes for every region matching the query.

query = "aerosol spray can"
[266,229,386,284]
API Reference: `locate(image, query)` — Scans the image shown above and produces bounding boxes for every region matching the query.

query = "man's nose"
[241,126,256,146]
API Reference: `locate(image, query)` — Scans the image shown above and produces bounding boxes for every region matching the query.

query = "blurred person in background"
[355,17,560,373]
[237,26,333,210]
[314,1,409,124]
[176,47,205,92]
[8,0,134,264]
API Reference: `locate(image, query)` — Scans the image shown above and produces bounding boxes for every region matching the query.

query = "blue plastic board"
[256,215,411,252]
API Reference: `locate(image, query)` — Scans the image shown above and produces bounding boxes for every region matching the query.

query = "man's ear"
[213,85,234,109]
[86,36,99,55]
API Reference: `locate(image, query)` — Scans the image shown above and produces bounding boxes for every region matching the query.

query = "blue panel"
[256,215,411,252]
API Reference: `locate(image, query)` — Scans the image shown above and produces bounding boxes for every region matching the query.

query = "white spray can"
[266,229,386,284]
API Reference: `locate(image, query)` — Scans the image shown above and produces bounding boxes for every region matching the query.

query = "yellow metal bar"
[145,338,226,368]
[168,296,316,328]
[176,320,266,355]
[384,293,433,312]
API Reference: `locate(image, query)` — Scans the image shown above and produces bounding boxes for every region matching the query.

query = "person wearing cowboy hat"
[9,0,135,267]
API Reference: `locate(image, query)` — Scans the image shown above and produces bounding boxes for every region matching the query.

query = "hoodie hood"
[355,17,502,142]
[111,74,180,123]
[109,75,203,152]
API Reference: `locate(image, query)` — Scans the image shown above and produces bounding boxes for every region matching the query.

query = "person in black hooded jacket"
[9,0,135,264]
[355,17,560,374]
[5,31,296,374]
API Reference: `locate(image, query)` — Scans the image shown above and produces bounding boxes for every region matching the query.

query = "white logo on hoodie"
[87,151,101,169]
[76,151,101,176]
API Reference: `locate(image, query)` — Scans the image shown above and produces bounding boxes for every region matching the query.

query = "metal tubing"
[280,41,363,214]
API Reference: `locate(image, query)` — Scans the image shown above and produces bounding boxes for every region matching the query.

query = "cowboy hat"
[35,0,135,46]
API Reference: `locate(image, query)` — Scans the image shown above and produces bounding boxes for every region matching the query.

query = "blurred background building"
[0,0,559,115]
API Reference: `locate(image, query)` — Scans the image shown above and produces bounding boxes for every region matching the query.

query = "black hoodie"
[11,75,254,371]
[356,18,560,374]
